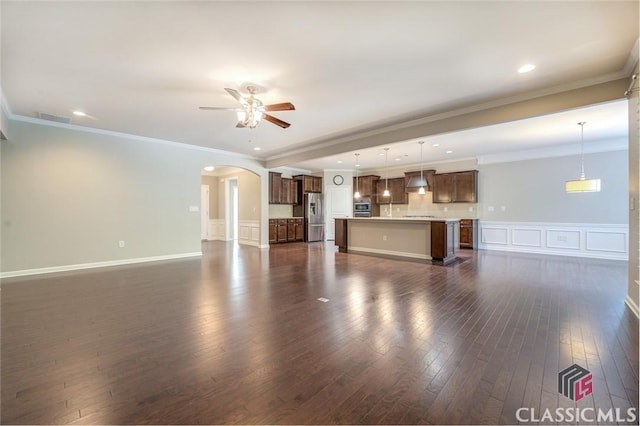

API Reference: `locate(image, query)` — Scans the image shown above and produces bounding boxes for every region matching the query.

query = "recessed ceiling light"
[204,166,215,171]
[337,160,342,163]
[73,111,87,117]
[379,153,385,156]
[446,150,453,154]
[355,164,360,167]
[432,143,440,147]
[518,64,536,73]
[253,147,261,151]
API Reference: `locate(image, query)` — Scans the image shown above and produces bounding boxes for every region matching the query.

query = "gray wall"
[478,150,628,223]
[1,118,266,273]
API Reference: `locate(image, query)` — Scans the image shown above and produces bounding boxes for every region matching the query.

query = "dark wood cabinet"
[432,170,478,203]
[375,177,408,204]
[459,219,478,249]
[294,175,323,194]
[277,219,288,242]
[334,218,348,253]
[281,178,291,204]
[269,219,277,243]
[353,175,379,197]
[312,176,323,193]
[404,170,435,193]
[431,221,458,265]
[269,174,298,205]
[269,172,282,204]
[287,218,304,242]
[270,218,303,244]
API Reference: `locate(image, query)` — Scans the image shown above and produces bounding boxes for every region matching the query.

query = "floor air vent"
[37,112,71,124]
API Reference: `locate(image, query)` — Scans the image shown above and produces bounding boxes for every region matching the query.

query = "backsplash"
[269,204,293,218]
[379,193,478,219]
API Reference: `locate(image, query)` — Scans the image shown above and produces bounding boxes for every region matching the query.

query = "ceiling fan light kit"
[200,85,295,129]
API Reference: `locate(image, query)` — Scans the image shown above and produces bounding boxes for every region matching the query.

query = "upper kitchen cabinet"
[375,177,408,204]
[269,172,282,204]
[353,175,380,198]
[269,172,298,204]
[432,170,478,203]
[294,175,323,194]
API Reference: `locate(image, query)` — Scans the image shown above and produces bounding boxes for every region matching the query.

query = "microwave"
[354,198,372,212]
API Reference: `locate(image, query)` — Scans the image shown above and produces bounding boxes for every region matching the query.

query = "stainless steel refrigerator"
[294,193,324,242]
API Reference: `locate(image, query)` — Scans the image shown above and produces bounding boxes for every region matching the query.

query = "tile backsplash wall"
[409,193,478,218]
[269,204,293,218]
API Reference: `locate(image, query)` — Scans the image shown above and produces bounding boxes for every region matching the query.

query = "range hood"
[406,174,428,188]
[405,170,435,192]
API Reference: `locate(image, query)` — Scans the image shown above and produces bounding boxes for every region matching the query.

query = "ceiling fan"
[199,85,295,129]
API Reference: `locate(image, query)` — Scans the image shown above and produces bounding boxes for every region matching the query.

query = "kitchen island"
[335,217,460,265]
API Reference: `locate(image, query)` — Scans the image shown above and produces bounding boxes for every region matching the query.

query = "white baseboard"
[625,295,640,319]
[0,252,202,279]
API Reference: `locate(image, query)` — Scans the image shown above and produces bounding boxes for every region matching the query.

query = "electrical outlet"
[383,235,387,241]
[488,206,495,212]
[500,206,506,212]
[444,207,448,212]
[468,207,473,212]
[118,240,125,248]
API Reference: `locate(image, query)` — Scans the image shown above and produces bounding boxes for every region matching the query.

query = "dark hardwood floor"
[1,242,637,424]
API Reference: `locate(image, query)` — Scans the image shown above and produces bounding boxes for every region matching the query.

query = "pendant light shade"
[354,153,361,199]
[383,148,390,197]
[418,141,426,195]
[565,122,601,193]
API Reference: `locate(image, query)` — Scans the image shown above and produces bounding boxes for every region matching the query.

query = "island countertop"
[345,217,460,223]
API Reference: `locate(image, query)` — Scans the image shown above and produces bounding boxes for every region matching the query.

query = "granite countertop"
[346,217,460,222]
[269,216,304,219]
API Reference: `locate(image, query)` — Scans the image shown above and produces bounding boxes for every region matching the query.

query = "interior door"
[325,186,351,240]
[201,185,209,240]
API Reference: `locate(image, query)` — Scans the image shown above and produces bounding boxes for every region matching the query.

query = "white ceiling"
[2,1,638,170]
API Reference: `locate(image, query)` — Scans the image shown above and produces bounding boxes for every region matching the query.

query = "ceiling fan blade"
[199,106,243,111]
[264,102,295,112]
[225,88,246,104]
[263,114,291,128]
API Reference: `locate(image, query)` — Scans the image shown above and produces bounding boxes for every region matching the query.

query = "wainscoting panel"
[586,230,627,253]
[480,227,509,245]
[208,219,226,241]
[546,229,581,250]
[511,228,542,247]
[478,221,628,260]
[238,220,260,247]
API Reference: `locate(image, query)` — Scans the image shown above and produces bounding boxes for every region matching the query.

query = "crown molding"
[9,113,258,160]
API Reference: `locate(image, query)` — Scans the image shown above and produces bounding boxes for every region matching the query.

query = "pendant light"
[565,122,601,193]
[383,148,390,197]
[354,153,361,199]
[418,141,426,195]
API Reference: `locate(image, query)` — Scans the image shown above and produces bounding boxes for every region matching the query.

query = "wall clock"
[333,175,344,185]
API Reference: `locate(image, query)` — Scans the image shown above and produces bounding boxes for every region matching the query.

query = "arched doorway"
[200,165,266,248]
